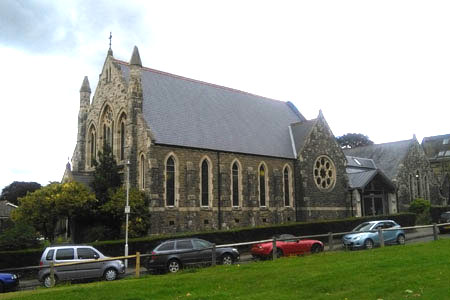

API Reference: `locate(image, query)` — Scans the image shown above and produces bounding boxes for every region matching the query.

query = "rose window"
[313,155,336,190]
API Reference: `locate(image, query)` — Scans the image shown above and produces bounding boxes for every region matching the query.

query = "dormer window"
[354,158,362,166]
[443,138,449,145]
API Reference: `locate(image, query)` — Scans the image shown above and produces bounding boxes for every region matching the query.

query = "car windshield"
[275,234,296,241]
[441,212,450,219]
[352,222,374,232]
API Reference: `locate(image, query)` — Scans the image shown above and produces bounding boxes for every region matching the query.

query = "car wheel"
[397,234,406,245]
[311,243,323,254]
[104,268,118,281]
[364,239,374,250]
[43,274,57,288]
[221,253,233,265]
[167,259,181,273]
[276,248,283,258]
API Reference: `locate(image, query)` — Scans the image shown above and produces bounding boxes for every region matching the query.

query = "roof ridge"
[113,59,294,106]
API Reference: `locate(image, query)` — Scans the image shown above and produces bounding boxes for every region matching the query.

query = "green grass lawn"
[2,239,450,300]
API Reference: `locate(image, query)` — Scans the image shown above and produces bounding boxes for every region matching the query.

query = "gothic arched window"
[139,154,145,190]
[166,156,176,207]
[201,159,210,207]
[283,166,291,207]
[259,164,267,207]
[100,105,114,151]
[232,162,240,207]
[88,127,96,167]
[416,171,421,198]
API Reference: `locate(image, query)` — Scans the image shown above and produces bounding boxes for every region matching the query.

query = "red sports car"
[251,234,324,259]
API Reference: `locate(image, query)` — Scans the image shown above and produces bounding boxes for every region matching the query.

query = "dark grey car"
[146,238,240,273]
[38,245,125,287]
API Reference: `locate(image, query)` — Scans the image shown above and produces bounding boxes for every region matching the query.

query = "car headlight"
[12,274,17,280]
[232,248,239,253]
[352,236,361,241]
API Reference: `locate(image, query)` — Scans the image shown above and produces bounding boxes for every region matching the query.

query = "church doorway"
[363,194,384,216]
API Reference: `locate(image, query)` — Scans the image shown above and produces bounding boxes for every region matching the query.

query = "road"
[15,228,450,292]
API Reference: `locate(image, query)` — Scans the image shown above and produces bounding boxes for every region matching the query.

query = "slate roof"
[346,156,395,190]
[117,60,306,159]
[290,119,316,154]
[343,139,414,180]
[422,134,450,160]
[0,201,17,218]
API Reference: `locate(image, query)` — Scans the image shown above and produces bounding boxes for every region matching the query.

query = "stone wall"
[145,145,297,234]
[296,116,350,221]
[395,141,445,211]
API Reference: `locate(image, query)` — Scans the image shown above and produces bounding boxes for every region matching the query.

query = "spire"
[130,46,142,67]
[80,76,91,93]
[318,109,324,119]
[107,32,113,56]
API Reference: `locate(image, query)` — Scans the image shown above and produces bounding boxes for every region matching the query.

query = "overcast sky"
[1,0,449,192]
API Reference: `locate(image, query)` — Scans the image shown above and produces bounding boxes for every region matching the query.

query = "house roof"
[0,201,17,218]
[343,139,414,180]
[290,119,316,154]
[345,156,395,191]
[422,134,450,160]
[116,60,306,159]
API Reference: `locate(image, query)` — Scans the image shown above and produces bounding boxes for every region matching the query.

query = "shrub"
[409,198,431,225]
[0,222,40,251]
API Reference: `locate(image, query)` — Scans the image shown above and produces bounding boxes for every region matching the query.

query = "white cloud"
[1,0,449,192]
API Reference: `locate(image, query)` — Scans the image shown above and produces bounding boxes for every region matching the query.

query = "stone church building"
[67,46,444,234]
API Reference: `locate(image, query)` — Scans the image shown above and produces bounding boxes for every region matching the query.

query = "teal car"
[342,220,405,250]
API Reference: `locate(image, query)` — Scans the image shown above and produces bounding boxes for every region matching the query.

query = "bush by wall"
[0,213,415,270]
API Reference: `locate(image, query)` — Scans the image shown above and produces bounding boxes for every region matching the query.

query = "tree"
[100,187,151,238]
[336,133,374,149]
[12,182,97,241]
[0,222,40,251]
[0,181,42,206]
[91,144,122,206]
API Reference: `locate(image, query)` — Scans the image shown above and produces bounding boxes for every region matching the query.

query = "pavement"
[15,227,446,291]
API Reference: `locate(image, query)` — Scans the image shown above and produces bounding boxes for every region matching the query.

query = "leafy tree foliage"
[409,198,431,225]
[91,144,122,206]
[12,182,97,241]
[0,222,40,251]
[336,133,374,149]
[0,181,42,206]
[101,187,151,238]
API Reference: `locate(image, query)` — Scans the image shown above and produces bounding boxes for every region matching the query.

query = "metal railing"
[1,222,449,289]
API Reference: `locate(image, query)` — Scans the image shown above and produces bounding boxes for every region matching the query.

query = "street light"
[124,160,131,269]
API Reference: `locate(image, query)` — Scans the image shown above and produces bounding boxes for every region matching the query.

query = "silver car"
[342,220,406,250]
[38,245,125,287]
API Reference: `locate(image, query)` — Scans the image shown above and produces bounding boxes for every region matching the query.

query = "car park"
[146,238,240,273]
[38,245,125,287]
[0,273,19,293]
[342,220,405,250]
[438,211,450,233]
[251,234,324,259]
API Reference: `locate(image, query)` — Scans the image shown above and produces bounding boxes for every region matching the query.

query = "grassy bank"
[2,239,450,300]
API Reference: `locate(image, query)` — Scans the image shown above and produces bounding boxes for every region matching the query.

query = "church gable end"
[295,112,349,221]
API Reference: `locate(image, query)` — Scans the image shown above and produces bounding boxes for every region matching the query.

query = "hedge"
[0,213,415,271]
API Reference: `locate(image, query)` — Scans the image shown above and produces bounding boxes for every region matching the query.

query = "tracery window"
[313,155,336,190]
[101,105,114,151]
[166,156,176,206]
[232,162,240,207]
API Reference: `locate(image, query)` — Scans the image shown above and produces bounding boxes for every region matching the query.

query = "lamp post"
[124,160,131,269]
